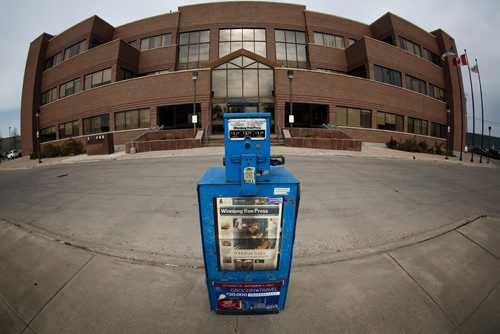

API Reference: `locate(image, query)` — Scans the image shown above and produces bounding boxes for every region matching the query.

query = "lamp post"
[36,111,42,163]
[8,126,11,150]
[192,71,198,136]
[445,108,451,160]
[487,126,491,164]
[287,70,294,129]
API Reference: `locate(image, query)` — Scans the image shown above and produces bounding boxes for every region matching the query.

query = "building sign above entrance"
[227,98,259,104]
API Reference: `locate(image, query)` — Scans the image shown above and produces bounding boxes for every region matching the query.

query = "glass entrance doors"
[211,55,275,134]
[228,102,258,113]
[212,102,274,134]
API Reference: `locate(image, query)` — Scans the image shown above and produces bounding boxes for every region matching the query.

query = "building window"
[275,29,307,69]
[64,40,86,60]
[84,68,112,90]
[408,117,428,135]
[41,87,58,105]
[313,32,344,49]
[285,103,329,128]
[212,56,273,99]
[140,33,171,51]
[115,109,151,131]
[431,122,446,138]
[59,120,79,139]
[92,40,103,48]
[83,114,110,135]
[45,52,63,70]
[429,84,445,101]
[382,36,393,45]
[59,78,81,98]
[348,38,357,46]
[336,107,372,128]
[374,65,402,87]
[405,75,427,94]
[348,65,367,78]
[377,112,404,132]
[423,48,441,66]
[178,30,210,70]
[40,126,57,143]
[399,37,421,57]
[128,40,138,49]
[219,28,266,58]
[146,70,169,76]
[118,68,137,81]
[317,68,342,74]
[158,104,201,130]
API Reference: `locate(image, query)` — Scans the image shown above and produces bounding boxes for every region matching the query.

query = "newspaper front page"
[215,197,283,271]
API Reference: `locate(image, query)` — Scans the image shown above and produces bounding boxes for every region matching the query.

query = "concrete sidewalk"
[1,145,499,333]
[1,216,499,333]
[0,144,496,171]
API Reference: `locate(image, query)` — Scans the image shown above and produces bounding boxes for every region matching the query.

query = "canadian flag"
[453,54,467,66]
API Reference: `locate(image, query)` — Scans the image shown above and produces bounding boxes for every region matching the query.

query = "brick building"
[21,1,465,154]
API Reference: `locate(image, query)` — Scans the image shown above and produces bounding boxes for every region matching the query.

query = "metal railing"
[275,122,284,145]
[203,121,212,146]
[322,123,338,129]
[321,123,355,139]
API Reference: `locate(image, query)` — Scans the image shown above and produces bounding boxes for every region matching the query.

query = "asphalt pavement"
[1,145,499,333]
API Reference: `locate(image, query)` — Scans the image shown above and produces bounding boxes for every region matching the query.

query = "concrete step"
[204,140,284,147]
[203,134,284,147]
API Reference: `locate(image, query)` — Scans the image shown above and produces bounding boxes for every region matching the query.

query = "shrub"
[60,138,85,156]
[387,137,446,156]
[433,142,443,155]
[400,138,418,152]
[417,141,429,153]
[386,137,399,149]
[41,144,61,158]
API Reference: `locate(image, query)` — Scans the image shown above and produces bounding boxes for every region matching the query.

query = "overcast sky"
[1,0,499,139]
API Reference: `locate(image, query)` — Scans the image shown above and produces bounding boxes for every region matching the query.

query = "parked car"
[488,149,500,160]
[7,149,22,159]
[470,147,489,156]
[0,152,7,162]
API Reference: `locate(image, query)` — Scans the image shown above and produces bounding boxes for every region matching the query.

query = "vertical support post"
[446,107,451,159]
[288,70,294,129]
[487,126,491,164]
[36,111,42,163]
[192,71,198,136]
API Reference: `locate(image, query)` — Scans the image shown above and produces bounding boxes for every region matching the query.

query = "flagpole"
[455,58,465,161]
[475,58,485,163]
[464,49,476,162]
[458,73,465,161]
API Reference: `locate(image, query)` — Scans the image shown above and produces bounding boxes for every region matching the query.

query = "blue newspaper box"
[197,113,300,314]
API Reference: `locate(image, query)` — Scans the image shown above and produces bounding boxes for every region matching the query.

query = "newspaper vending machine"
[197,113,300,314]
